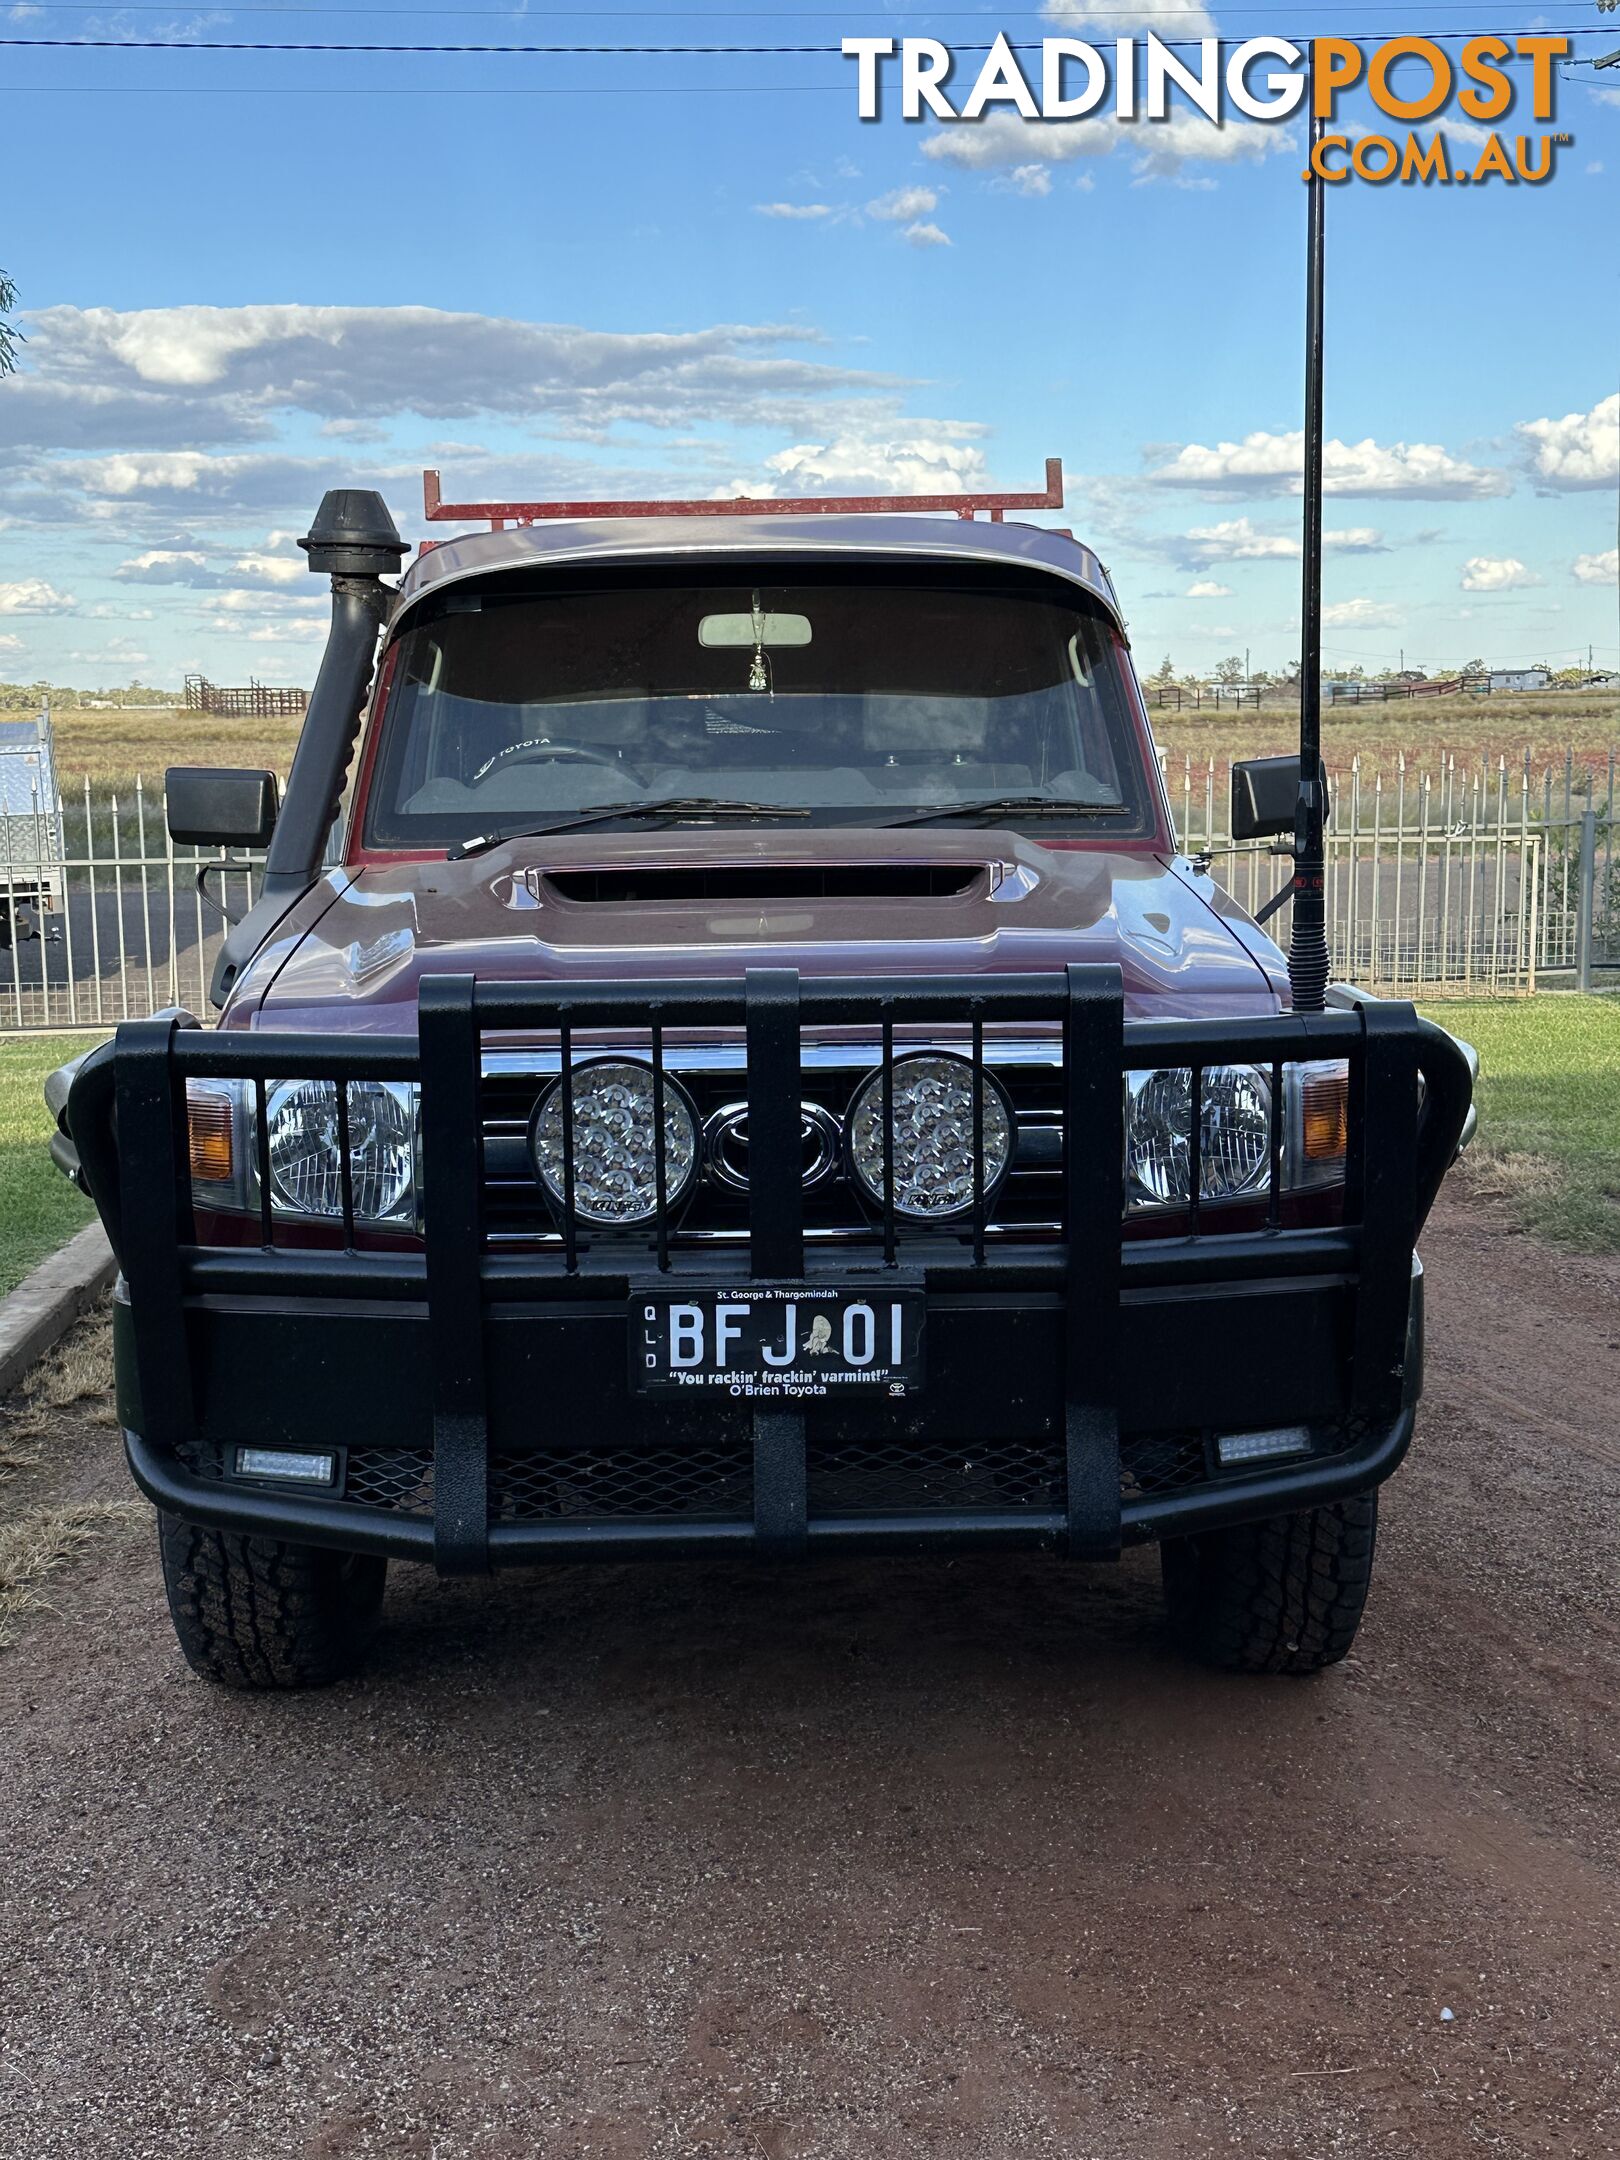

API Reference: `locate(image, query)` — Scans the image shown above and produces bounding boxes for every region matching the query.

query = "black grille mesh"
[347,1448,435,1514]
[1120,1432,1208,1498]
[490,1445,752,1523]
[174,1425,1356,1525]
[806,1436,1064,1516]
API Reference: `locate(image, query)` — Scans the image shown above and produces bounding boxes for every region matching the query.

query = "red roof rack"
[421,459,1063,531]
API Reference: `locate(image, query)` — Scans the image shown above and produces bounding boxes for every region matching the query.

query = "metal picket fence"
[1168,746,1618,996]
[0,775,264,1032]
[0,752,1614,1033]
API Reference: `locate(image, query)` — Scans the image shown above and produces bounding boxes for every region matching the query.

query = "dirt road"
[1,1198,1617,2159]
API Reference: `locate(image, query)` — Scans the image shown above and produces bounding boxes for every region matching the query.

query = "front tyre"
[157,1512,386,1689]
[1160,1491,1378,1676]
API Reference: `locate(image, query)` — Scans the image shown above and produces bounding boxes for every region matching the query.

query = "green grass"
[1419,995,1620,1253]
[0,1035,97,1298]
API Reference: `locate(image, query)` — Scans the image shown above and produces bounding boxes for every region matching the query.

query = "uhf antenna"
[1288,106,1331,1014]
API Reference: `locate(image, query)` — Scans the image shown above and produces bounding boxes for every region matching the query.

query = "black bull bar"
[68,967,1473,1575]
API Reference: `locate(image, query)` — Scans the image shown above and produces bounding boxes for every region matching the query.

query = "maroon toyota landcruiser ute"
[56,469,1473,1689]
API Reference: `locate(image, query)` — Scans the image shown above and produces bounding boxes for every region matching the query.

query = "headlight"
[265,1079,417,1224]
[529,1059,699,1228]
[1126,1064,1272,1210]
[845,1053,1014,1220]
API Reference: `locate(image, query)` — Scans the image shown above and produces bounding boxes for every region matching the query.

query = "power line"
[11,1,1584,11]
[12,78,844,90]
[1,24,1608,51]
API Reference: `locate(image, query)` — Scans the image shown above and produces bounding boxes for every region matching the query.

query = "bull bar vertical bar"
[1060,964,1124,1561]
[115,1011,197,1451]
[419,973,490,1574]
[744,967,808,1554]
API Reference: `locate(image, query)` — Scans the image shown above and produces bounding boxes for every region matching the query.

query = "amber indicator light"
[187,1091,234,1183]
[1301,1071,1349,1161]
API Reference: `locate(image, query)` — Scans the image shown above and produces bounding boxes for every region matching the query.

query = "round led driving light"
[1126,1064,1272,1209]
[264,1079,415,1222]
[529,1059,699,1228]
[845,1053,1014,1221]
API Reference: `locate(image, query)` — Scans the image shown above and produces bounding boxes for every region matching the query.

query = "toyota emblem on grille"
[704,1101,843,1193]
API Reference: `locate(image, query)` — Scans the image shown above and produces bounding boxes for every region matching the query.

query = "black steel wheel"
[157,1511,386,1689]
[1160,1491,1378,1675]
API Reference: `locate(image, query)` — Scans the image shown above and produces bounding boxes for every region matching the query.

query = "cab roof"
[389,515,1128,639]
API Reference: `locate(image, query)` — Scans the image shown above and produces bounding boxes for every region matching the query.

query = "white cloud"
[115,539,310,590]
[731,425,991,499]
[7,304,902,455]
[867,185,939,221]
[226,621,327,644]
[232,550,304,586]
[924,114,1115,174]
[1180,517,1298,564]
[902,222,953,249]
[1323,598,1399,629]
[1324,526,1389,554]
[115,547,210,582]
[1516,393,1620,492]
[0,579,75,616]
[1460,556,1542,593]
[1130,114,1294,185]
[202,587,326,617]
[1043,0,1217,33]
[1573,548,1618,587]
[0,633,25,655]
[754,202,836,221]
[1151,429,1511,500]
[1001,165,1053,197]
[1185,579,1233,598]
[923,108,1289,184]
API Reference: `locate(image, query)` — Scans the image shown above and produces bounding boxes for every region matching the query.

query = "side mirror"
[166,767,280,849]
[1230,754,1330,843]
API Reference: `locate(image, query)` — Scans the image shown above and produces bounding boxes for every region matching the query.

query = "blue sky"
[1,1,1617,689]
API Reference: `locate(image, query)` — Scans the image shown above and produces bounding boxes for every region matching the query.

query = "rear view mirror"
[166,766,280,849]
[1230,754,1330,843]
[699,611,812,649]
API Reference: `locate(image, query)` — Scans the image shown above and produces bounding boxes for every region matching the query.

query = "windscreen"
[362,567,1155,848]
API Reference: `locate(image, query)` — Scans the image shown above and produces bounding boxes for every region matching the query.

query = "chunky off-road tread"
[157,1513,386,1689]
[1160,1492,1378,1676]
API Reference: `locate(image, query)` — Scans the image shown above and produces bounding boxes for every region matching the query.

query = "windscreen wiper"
[447,797,812,859]
[880,795,1125,829]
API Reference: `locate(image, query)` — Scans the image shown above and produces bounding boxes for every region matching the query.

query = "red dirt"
[1,1195,1617,2158]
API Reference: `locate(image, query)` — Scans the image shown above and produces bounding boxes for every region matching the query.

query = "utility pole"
[1288,105,1330,1016]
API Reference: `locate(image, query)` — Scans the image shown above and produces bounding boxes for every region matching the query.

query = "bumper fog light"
[1215,1426,1311,1468]
[234,1446,337,1485]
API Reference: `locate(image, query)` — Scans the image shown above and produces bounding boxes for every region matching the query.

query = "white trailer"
[0,704,66,949]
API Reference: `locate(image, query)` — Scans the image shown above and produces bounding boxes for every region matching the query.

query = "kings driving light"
[530,1059,699,1228]
[235,1446,337,1485]
[1126,1064,1273,1210]
[845,1053,1014,1220]
[264,1079,417,1225]
[1215,1426,1311,1468]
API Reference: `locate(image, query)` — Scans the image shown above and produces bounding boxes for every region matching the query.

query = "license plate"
[630,1285,925,1400]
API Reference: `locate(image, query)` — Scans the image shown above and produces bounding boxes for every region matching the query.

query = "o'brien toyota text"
[843,33,1572,185]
